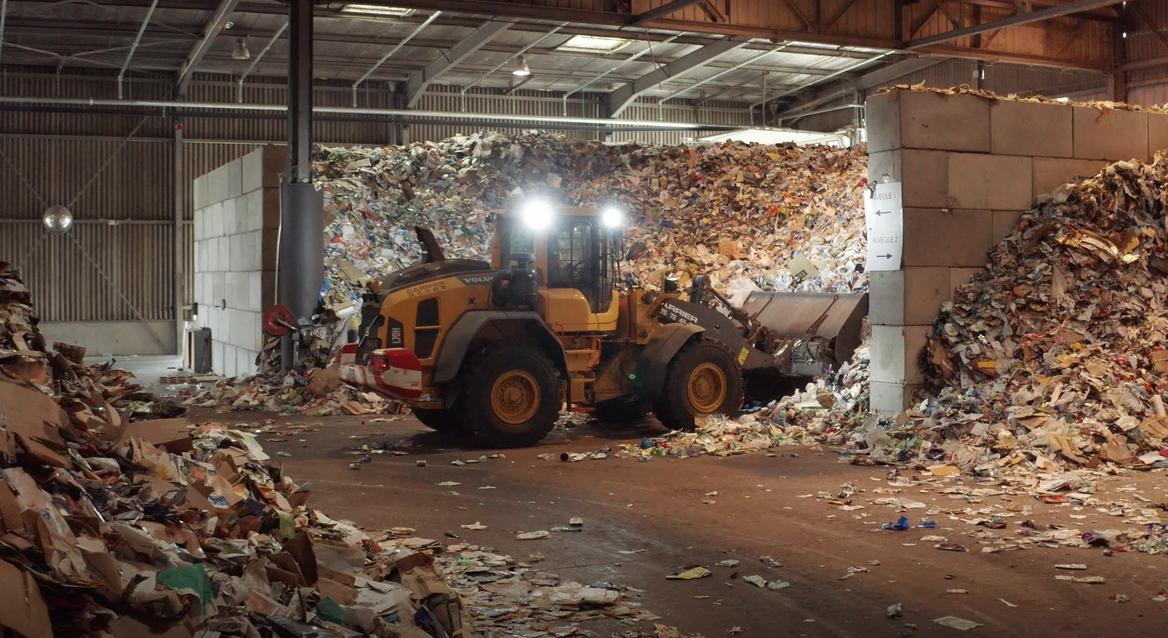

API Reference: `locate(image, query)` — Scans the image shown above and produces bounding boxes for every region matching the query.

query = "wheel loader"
[339,201,867,447]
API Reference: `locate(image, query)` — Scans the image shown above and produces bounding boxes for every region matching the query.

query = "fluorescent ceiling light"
[557,35,630,54]
[340,4,415,17]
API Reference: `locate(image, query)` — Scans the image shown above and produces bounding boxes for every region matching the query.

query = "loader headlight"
[521,200,554,231]
[601,207,623,228]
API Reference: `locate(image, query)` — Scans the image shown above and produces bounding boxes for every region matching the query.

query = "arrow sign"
[864,182,903,272]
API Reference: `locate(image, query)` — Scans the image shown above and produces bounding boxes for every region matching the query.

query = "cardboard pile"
[183,365,405,416]
[876,83,1168,113]
[314,133,868,314]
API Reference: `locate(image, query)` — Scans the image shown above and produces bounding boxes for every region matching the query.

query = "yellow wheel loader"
[339,202,867,447]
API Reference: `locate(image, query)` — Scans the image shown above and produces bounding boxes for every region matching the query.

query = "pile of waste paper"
[314,132,868,314]
[876,82,1168,113]
[182,364,405,416]
[912,157,1168,472]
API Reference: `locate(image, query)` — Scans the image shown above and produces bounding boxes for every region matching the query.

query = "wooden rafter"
[1051,18,1089,58]
[780,0,814,29]
[825,0,861,29]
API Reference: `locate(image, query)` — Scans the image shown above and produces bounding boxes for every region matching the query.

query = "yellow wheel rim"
[687,363,727,413]
[491,370,540,425]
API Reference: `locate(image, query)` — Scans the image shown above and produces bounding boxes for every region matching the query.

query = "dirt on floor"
[189,408,1168,638]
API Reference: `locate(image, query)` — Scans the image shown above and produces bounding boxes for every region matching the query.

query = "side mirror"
[624,240,647,262]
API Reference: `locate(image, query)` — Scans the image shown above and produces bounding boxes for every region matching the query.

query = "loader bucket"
[741,292,868,366]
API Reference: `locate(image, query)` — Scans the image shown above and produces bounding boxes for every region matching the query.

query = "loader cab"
[493,203,624,332]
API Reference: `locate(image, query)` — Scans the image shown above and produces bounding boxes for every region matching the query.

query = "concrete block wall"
[192,146,284,377]
[867,89,1168,412]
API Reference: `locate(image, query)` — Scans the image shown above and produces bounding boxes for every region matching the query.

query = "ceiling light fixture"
[512,55,531,76]
[340,4,414,17]
[232,37,251,60]
[557,34,630,54]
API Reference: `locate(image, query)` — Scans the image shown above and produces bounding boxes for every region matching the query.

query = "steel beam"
[607,36,747,117]
[352,10,441,103]
[460,22,567,100]
[634,0,706,24]
[280,0,324,370]
[909,0,1124,48]
[749,51,890,109]
[176,0,241,97]
[118,0,159,99]
[0,0,8,63]
[238,20,286,103]
[855,56,944,89]
[658,43,789,103]
[173,118,184,356]
[405,20,511,108]
[288,0,311,184]
[563,34,681,100]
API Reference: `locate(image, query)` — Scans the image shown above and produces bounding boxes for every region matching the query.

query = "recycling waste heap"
[189,132,870,413]
[706,132,1168,475]
[4,262,658,637]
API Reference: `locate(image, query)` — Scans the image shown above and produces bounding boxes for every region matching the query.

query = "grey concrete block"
[248,272,262,312]
[222,198,237,238]
[212,339,225,375]
[868,149,952,208]
[903,208,994,268]
[250,231,264,272]
[225,273,244,309]
[212,273,226,307]
[231,235,245,273]
[227,158,243,199]
[870,381,924,414]
[194,213,203,242]
[990,100,1073,158]
[869,324,931,385]
[242,148,264,194]
[243,190,263,232]
[948,154,1032,210]
[222,344,237,378]
[869,267,951,326]
[207,203,224,239]
[1151,112,1168,157]
[867,89,991,153]
[949,267,983,295]
[992,211,1025,243]
[237,347,254,377]
[1032,157,1108,199]
[1073,106,1149,161]
[208,165,229,205]
[194,175,208,210]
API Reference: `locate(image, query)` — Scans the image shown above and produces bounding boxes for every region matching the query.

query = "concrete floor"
[188,408,1168,638]
[85,354,185,396]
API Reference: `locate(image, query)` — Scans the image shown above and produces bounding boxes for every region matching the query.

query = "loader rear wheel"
[455,342,559,447]
[591,396,649,426]
[411,408,462,435]
[654,339,743,432]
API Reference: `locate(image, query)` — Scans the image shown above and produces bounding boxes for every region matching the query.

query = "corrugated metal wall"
[0,70,753,332]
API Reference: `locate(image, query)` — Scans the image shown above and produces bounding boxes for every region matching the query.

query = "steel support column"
[174,119,184,357]
[279,0,324,369]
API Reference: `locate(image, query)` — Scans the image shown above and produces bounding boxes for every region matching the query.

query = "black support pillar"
[278,0,324,369]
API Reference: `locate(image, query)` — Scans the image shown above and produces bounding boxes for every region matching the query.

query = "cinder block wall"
[192,146,283,377]
[867,89,1168,412]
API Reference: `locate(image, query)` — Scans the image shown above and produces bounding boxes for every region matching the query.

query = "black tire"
[592,396,649,426]
[653,338,743,432]
[411,408,463,435]
[453,342,560,447]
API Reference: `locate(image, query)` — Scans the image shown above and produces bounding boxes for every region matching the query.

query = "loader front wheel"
[455,343,560,447]
[654,339,743,432]
[411,408,462,435]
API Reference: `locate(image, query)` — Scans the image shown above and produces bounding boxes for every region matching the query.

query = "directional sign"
[864,181,903,272]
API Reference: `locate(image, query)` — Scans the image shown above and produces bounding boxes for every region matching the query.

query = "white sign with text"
[864,182,903,272]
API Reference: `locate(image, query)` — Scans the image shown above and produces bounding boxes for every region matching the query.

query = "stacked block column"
[867,89,1168,412]
[192,146,285,377]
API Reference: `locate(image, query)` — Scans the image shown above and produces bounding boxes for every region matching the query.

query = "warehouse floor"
[187,408,1168,637]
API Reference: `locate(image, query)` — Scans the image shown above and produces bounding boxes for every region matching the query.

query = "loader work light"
[601,207,623,228]
[520,200,554,230]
